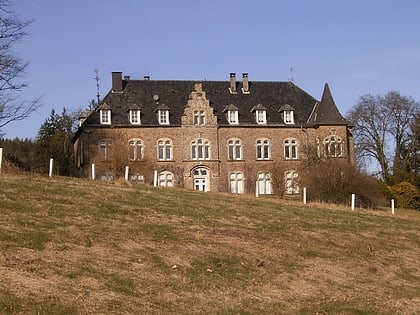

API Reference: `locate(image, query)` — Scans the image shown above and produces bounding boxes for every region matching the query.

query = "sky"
[2,0,420,139]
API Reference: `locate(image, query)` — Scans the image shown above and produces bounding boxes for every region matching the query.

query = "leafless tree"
[347,91,419,184]
[0,0,42,134]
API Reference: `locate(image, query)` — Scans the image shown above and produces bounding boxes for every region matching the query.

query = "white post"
[49,158,54,177]
[303,187,307,205]
[255,181,259,198]
[125,166,129,181]
[391,199,395,215]
[91,163,95,180]
[153,170,158,187]
[0,148,3,174]
[351,193,355,211]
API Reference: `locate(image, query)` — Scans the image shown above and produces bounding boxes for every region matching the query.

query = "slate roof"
[80,77,349,128]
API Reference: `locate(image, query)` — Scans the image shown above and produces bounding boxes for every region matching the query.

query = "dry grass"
[0,173,419,314]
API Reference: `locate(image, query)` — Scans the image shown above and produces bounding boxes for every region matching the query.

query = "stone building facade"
[72,72,353,195]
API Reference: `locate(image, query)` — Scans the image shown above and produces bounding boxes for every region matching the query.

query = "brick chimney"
[242,73,249,94]
[229,73,237,94]
[111,72,123,93]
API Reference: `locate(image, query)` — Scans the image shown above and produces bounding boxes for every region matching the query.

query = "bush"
[300,159,385,208]
[389,182,420,210]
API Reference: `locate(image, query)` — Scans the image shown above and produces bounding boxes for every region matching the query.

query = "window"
[324,135,343,157]
[228,110,239,124]
[284,110,294,124]
[256,139,270,160]
[99,139,113,161]
[158,109,169,125]
[194,110,205,125]
[229,172,244,194]
[228,139,242,160]
[129,110,141,125]
[257,172,272,195]
[191,139,210,160]
[158,139,172,160]
[128,139,143,161]
[159,171,174,187]
[100,109,111,125]
[284,139,298,159]
[256,110,267,124]
[285,171,299,194]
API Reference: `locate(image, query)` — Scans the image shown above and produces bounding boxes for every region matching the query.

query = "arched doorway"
[193,167,209,192]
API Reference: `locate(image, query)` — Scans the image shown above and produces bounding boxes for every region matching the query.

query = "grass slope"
[0,174,419,314]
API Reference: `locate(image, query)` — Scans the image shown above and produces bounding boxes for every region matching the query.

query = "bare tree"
[347,91,419,184]
[0,0,42,134]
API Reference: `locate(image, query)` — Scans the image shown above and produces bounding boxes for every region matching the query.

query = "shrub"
[389,182,420,210]
[300,159,385,208]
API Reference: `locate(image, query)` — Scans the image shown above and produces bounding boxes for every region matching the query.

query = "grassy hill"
[0,174,419,314]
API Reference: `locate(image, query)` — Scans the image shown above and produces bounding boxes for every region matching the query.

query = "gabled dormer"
[155,104,170,125]
[128,104,142,125]
[98,103,112,125]
[223,104,239,125]
[279,104,295,125]
[251,104,267,125]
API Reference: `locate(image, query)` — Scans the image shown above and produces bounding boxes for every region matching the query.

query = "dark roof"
[307,84,350,126]
[81,78,347,127]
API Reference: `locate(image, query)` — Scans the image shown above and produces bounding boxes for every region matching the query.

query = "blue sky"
[2,0,420,139]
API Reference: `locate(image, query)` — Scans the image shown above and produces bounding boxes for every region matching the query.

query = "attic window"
[158,110,169,125]
[223,104,239,125]
[256,110,266,124]
[284,110,294,124]
[100,109,111,125]
[129,109,141,125]
[194,110,205,125]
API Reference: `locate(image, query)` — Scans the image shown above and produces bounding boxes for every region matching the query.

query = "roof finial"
[94,69,101,104]
[288,66,294,83]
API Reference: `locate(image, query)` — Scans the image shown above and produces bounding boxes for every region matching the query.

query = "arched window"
[285,170,299,194]
[191,139,210,160]
[229,172,244,194]
[324,135,343,157]
[99,139,113,161]
[159,171,174,187]
[228,138,242,160]
[128,139,143,161]
[256,139,270,160]
[157,139,172,161]
[257,172,272,195]
[284,138,298,160]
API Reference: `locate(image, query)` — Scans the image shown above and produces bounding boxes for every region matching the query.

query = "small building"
[72,72,353,195]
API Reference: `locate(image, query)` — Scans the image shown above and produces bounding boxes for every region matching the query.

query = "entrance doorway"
[193,168,209,192]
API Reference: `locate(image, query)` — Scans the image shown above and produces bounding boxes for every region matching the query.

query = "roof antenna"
[288,66,294,83]
[94,69,101,104]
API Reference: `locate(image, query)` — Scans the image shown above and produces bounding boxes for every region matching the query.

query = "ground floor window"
[159,171,174,187]
[285,170,299,194]
[229,172,244,194]
[257,172,272,195]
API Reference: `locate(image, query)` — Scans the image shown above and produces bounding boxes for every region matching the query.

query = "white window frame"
[324,135,343,157]
[228,110,239,124]
[228,139,242,160]
[191,139,210,160]
[284,139,298,160]
[158,110,169,125]
[285,170,299,194]
[157,139,172,161]
[99,139,113,161]
[257,172,272,195]
[256,110,267,125]
[284,110,294,124]
[100,109,111,125]
[129,110,141,125]
[256,139,270,160]
[229,172,244,194]
[193,110,205,125]
[159,171,174,187]
[128,139,143,161]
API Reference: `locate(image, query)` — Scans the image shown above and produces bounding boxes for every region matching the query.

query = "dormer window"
[223,104,239,125]
[155,104,170,125]
[194,110,205,125]
[98,103,112,125]
[251,104,267,125]
[279,104,295,125]
[128,105,141,125]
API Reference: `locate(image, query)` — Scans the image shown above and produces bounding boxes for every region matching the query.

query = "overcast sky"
[2,0,420,139]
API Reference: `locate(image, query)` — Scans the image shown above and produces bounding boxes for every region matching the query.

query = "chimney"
[144,75,150,80]
[124,75,130,81]
[242,73,249,94]
[229,72,237,94]
[112,72,123,93]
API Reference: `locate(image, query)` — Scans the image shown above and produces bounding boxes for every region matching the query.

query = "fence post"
[351,193,355,211]
[153,170,158,187]
[49,158,54,177]
[91,163,95,180]
[303,187,307,204]
[125,166,129,181]
[391,199,395,215]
